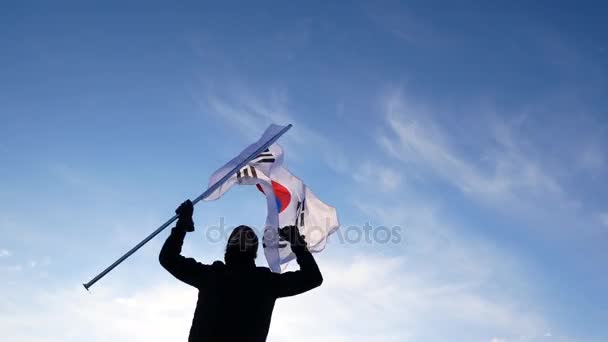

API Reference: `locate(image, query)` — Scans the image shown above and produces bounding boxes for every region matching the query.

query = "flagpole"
[82,124,292,291]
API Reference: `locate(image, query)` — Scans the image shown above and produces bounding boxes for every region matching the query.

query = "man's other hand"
[279,225,307,252]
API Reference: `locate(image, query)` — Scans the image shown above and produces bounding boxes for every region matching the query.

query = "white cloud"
[0,248,11,257]
[352,162,402,192]
[378,90,567,209]
[0,189,578,342]
[196,83,350,175]
[0,251,551,342]
[347,194,581,342]
[0,193,558,342]
[0,282,196,342]
[271,254,551,342]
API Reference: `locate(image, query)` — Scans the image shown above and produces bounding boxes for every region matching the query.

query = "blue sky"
[1,1,607,341]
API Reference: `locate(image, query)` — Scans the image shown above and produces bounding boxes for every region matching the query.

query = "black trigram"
[294,198,306,228]
[251,148,275,164]
[236,165,258,183]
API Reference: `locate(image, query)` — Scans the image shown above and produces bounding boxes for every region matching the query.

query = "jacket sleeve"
[159,227,211,288]
[270,248,323,298]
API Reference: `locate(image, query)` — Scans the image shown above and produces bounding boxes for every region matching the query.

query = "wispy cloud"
[0,283,197,342]
[195,82,350,175]
[346,191,582,341]
[0,149,581,342]
[272,254,553,342]
[0,248,11,257]
[0,252,557,342]
[378,89,569,208]
[352,161,401,192]
[0,187,562,341]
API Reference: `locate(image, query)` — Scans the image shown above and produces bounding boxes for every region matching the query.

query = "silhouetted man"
[159,200,323,342]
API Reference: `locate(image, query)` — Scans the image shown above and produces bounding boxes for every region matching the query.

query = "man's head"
[224,225,258,266]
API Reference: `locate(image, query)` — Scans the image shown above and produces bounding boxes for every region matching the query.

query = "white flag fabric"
[205,136,339,272]
[204,125,287,201]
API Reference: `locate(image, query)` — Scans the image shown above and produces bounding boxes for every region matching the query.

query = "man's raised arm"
[271,226,323,298]
[159,200,209,288]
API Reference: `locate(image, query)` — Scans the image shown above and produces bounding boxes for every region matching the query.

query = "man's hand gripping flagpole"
[82,124,292,291]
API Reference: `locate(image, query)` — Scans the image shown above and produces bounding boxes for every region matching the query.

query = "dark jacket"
[159,228,323,342]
